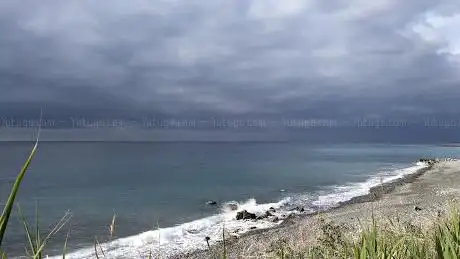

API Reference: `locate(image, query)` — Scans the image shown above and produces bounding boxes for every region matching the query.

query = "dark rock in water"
[272,216,280,223]
[206,200,217,206]
[269,207,276,213]
[236,210,257,220]
[256,216,266,220]
[265,211,273,217]
[250,226,257,230]
[414,206,422,211]
[418,158,439,165]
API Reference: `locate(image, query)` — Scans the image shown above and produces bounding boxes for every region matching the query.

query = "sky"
[1,0,460,121]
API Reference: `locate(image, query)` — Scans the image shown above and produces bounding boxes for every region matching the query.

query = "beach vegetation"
[270,206,460,259]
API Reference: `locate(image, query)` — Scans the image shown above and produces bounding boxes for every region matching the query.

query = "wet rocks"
[256,210,274,220]
[226,202,238,211]
[235,207,287,223]
[290,206,305,213]
[417,158,454,165]
[419,158,436,165]
[236,210,257,220]
[271,216,280,223]
[414,206,422,211]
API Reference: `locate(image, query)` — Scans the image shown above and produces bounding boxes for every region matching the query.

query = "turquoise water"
[0,142,459,257]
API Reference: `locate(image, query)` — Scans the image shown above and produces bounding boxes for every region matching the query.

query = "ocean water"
[0,142,459,258]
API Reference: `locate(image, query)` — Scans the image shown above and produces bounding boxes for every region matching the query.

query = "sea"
[0,142,459,258]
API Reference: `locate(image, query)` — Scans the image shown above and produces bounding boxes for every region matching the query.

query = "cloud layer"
[1,0,460,118]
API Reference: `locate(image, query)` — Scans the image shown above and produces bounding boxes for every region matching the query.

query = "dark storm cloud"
[0,0,459,118]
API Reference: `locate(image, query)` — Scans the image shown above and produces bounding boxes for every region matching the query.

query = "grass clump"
[435,206,460,258]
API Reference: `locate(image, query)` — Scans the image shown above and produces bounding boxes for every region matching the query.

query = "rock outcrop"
[236,210,257,220]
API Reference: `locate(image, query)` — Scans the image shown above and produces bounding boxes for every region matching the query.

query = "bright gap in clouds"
[412,12,460,55]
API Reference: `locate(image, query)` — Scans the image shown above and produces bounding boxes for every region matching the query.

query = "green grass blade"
[94,239,100,259]
[360,236,367,259]
[35,203,42,259]
[0,140,38,246]
[17,205,38,256]
[35,211,72,257]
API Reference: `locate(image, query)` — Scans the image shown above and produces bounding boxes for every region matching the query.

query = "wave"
[311,162,427,208]
[49,162,428,259]
[48,198,291,259]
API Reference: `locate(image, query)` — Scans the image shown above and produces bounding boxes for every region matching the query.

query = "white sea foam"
[312,163,428,208]
[49,163,428,259]
[48,198,290,259]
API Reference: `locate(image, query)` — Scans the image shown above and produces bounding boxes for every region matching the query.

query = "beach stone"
[269,207,276,213]
[414,206,422,211]
[236,210,257,220]
[271,216,280,223]
[206,200,217,206]
[437,210,443,217]
[265,211,273,217]
[250,226,257,230]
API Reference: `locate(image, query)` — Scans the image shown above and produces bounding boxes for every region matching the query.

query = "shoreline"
[180,160,457,259]
[230,163,433,234]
